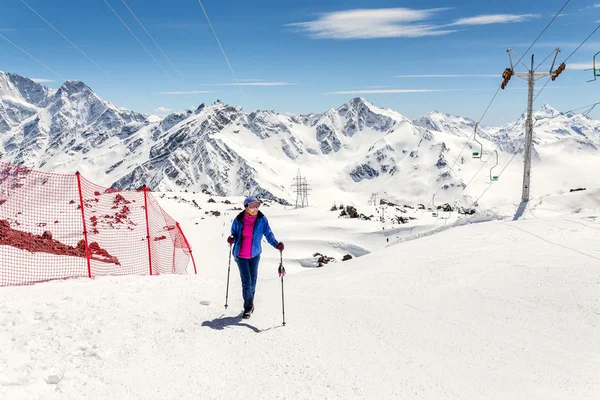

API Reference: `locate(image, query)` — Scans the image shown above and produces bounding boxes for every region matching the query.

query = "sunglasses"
[246,202,260,209]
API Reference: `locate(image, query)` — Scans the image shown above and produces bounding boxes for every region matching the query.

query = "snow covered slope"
[0,188,598,399]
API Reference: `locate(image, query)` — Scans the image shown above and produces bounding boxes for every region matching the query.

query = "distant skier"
[227,196,284,318]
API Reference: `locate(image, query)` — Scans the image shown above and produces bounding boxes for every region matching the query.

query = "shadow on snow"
[201,314,283,333]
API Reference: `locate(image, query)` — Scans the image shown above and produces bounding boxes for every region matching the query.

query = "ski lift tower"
[501,48,564,202]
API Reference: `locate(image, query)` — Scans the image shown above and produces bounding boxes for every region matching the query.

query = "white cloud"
[566,62,594,70]
[287,8,456,39]
[30,78,55,83]
[204,82,297,86]
[394,74,497,78]
[287,9,541,39]
[156,90,218,95]
[154,107,173,115]
[449,14,540,26]
[325,89,452,94]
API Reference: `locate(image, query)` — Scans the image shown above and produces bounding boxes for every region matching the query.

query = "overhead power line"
[102,0,180,89]
[0,33,63,79]
[20,0,117,82]
[564,23,600,63]
[195,0,239,84]
[195,0,246,99]
[515,0,571,66]
[120,0,189,85]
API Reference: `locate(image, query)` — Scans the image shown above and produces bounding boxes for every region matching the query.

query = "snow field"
[0,188,599,399]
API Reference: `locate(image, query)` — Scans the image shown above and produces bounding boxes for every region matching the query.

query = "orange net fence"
[0,162,196,286]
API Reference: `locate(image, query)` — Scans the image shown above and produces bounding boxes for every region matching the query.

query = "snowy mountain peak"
[58,80,93,95]
[413,110,477,137]
[346,96,372,107]
[337,97,377,115]
[535,104,561,119]
[0,70,53,107]
[207,99,240,115]
[1,70,599,207]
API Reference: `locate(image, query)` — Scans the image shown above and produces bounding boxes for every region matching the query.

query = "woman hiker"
[227,196,284,318]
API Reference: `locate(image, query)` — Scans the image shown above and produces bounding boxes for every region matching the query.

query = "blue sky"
[1,0,600,125]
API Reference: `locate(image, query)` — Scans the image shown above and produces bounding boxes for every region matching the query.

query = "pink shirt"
[238,213,257,259]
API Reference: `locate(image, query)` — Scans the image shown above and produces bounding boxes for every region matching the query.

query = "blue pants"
[235,255,260,309]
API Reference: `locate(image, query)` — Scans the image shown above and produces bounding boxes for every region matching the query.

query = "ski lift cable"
[427,88,503,209]
[534,49,559,70]
[410,118,500,231]
[533,77,551,102]
[409,86,505,231]
[408,120,475,231]
[458,104,564,211]
[514,0,571,67]
[102,0,181,90]
[448,111,525,205]
[477,87,502,125]
[563,23,600,63]
[583,103,599,115]
[19,0,119,83]
[120,0,189,85]
[546,101,600,119]
[404,99,546,235]
[409,137,468,229]
[463,140,525,210]
[412,139,522,241]
[412,58,550,230]
[568,102,600,113]
[0,33,63,79]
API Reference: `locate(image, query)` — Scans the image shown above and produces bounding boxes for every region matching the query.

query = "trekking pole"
[225,243,232,309]
[278,250,286,326]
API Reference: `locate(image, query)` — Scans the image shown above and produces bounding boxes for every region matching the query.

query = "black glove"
[276,242,284,251]
[227,235,235,245]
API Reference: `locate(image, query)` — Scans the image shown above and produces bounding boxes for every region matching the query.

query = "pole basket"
[278,264,286,277]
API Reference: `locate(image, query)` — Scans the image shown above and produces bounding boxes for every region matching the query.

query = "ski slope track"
[1,188,599,399]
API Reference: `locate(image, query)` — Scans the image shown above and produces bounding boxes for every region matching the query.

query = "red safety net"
[0,161,195,286]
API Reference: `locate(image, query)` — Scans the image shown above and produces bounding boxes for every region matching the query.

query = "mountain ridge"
[1,71,598,207]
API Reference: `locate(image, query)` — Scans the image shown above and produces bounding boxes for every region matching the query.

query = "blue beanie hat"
[243,196,259,207]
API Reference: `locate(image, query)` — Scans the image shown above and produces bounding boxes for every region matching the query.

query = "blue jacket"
[231,210,279,258]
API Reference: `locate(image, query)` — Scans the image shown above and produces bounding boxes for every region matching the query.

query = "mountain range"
[1,71,599,208]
